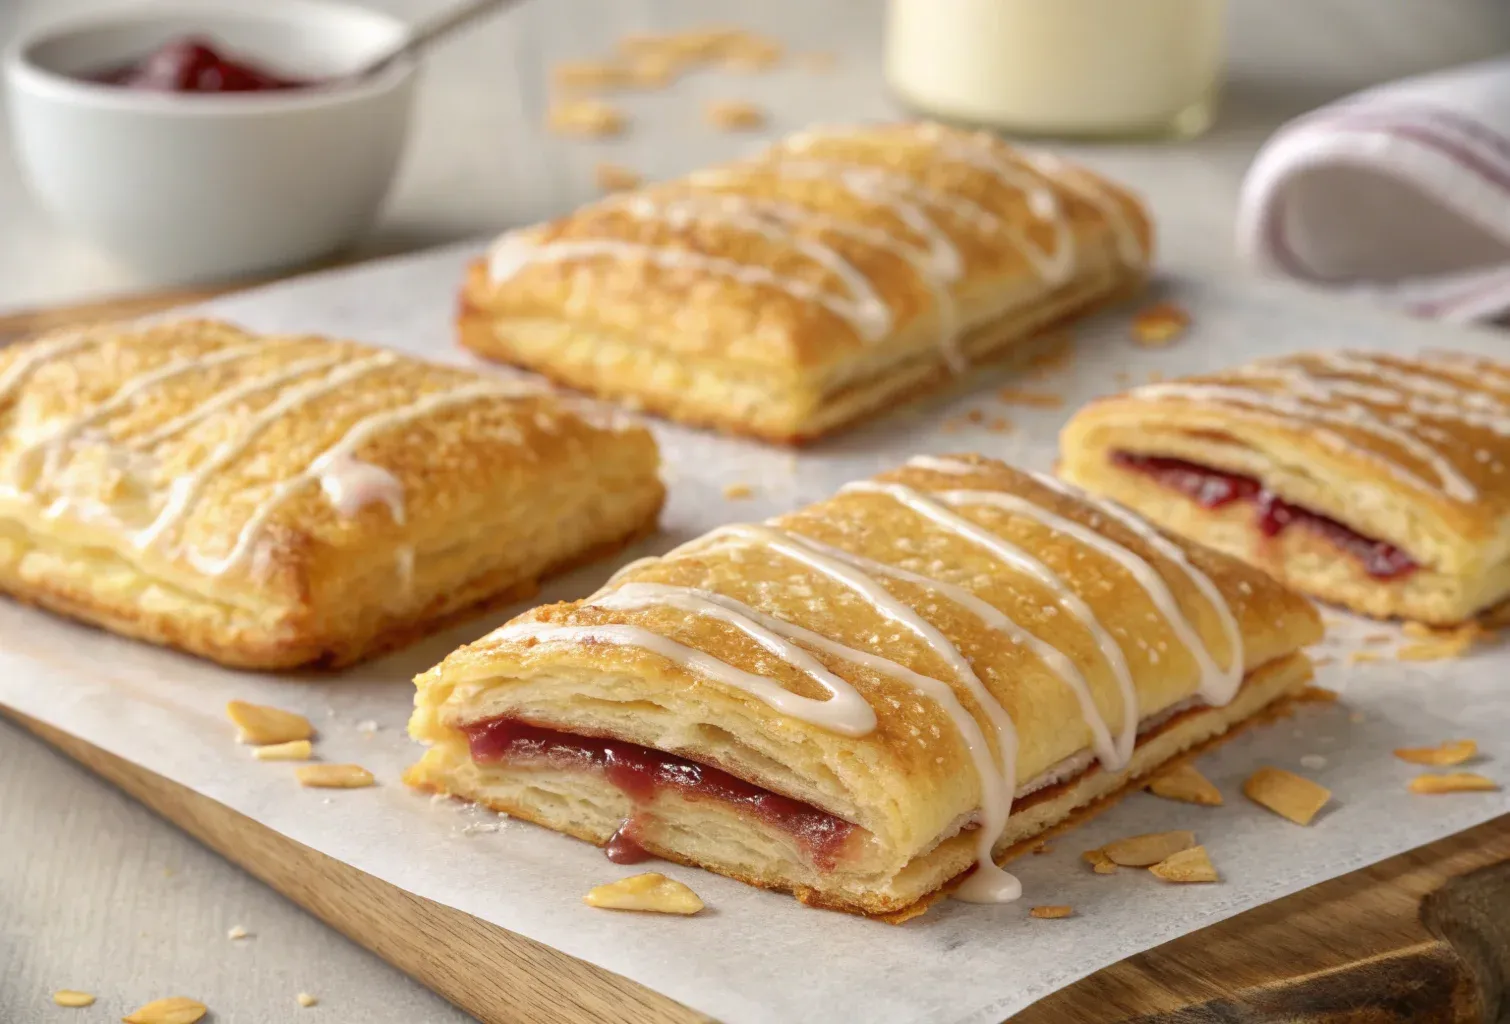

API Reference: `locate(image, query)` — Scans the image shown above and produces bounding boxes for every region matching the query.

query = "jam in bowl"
[86,35,314,93]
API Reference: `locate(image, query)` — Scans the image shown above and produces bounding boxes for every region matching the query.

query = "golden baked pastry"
[0,320,663,669]
[459,121,1152,443]
[407,454,1320,919]
[1058,350,1510,625]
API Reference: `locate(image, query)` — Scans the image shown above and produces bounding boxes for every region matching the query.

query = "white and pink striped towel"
[1239,58,1510,323]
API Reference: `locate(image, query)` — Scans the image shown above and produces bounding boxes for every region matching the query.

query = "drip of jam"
[604,822,654,864]
[1112,451,1418,581]
[87,36,313,93]
[464,717,857,870]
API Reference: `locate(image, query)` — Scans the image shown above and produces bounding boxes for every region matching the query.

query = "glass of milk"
[885,0,1225,139]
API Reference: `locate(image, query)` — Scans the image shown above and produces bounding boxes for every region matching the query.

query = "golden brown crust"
[0,319,664,668]
[1058,350,1510,623]
[461,121,1152,441]
[409,453,1320,915]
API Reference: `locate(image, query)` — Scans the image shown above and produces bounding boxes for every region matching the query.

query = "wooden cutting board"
[3,294,1509,1024]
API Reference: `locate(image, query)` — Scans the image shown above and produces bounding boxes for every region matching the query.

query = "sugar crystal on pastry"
[458,121,1152,443]
[407,453,1320,919]
[0,319,663,668]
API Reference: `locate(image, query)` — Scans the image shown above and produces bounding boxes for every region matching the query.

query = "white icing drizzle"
[1018,149,1147,268]
[702,521,1021,903]
[17,341,272,477]
[842,480,1137,765]
[614,192,896,341]
[1218,365,1478,502]
[1026,471,1245,705]
[1132,381,1474,503]
[0,330,96,403]
[906,456,1243,703]
[189,380,536,576]
[488,235,891,342]
[129,352,352,450]
[1274,352,1510,439]
[588,583,879,735]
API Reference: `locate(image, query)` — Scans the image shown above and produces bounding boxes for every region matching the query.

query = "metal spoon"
[352,0,522,79]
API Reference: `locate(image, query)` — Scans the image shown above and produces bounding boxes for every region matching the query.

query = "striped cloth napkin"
[1239,57,1510,323]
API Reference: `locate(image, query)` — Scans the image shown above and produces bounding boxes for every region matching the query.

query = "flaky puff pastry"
[460,121,1152,443]
[0,320,663,669]
[1059,351,1510,625]
[408,454,1320,918]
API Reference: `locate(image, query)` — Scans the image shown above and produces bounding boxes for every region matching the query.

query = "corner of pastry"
[457,120,1152,443]
[407,452,1320,919]
[0,319,664,668]
[1058,350,1510,625]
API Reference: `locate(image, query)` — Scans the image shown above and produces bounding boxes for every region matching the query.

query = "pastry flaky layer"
[1058,350,1510,625]
[459,121,1153,443]
[0,320,664,669]
[409,453,1321,918]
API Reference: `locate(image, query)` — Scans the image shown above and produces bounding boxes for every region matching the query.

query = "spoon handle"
[379,0,522,73]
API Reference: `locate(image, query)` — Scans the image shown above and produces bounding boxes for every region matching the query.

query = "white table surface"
[4,1,1510,1021]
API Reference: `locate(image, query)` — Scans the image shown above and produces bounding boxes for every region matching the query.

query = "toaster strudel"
[459,121,1152,443]
[408,454,1321,918]
[0,320,663,668]
[1058,350,1510,624]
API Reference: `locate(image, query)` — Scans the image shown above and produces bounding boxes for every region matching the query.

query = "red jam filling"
[463,717,857,870]
[86,37,313,93]
[1112,452,1418,581]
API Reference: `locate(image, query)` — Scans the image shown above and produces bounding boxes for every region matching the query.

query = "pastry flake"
[1058,350,1510,625]
[462,121,1152,443]
[295,764,376,789]
[583,872,705,914]
[1145,763,1223,806]
[0,320,663,669]
[1243,767,1330,825]
[1394,739,1477,766]
[408,453,1321,918]
[122,997,207,1024]
[1408,772,1498,794]
[1149,845,1218,883]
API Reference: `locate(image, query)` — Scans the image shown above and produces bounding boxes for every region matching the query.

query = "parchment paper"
[3,245,1507,1024]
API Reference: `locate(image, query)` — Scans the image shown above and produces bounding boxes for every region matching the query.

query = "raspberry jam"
[87,37,312,93]
[1111,452,1418,581]
[463,717,857,870]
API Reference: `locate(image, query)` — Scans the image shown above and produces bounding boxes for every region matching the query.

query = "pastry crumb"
[296,992,318,1008]
[794,51,836,72]
[1101,830,1196,867]
[1348,651,1382,665]
[253,739,312,761]
[226,700,313,746]
[996,387,1064,408]
[1030,841,1053,855]
[461,820,508,835]
[227,924,251,940]
[1398,623,1490,661]
[1132,302,1190,346]
[1408,772,1498,794]
[1295,685,1339,703]
[595,162,643,193]
[722,482,755,500]
[1081,848,1118,874]
[1030,904,1074,919]
[551,58,633,93]
[584,872,703,914]
[705,99,766,131]
[985,416,1014,433]
[1394,739,1477,766]
[52,990,95,1008]
[1145,369,1166,383]
[1312,655,1335,667]
[1149,845,1219,883]
[1025,333,1077,379]
[548,98,626,137]
[1362,632,1394,645]
[122,997,208,1024]
[295,763,376,789]
[1299,754,1328,770]
[1243,766,1331,825]
[1146,764,1222,806]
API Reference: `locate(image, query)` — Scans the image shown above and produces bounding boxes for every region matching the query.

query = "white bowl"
[3,0,417,284]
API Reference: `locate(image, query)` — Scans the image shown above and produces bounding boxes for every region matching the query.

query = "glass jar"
[884,0,1225,139]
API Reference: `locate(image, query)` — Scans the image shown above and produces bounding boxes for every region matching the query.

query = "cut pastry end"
[407,653,1314,919]
[408,452,1320,919]
[1058,350,1510,625]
